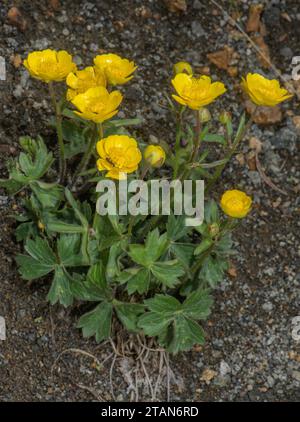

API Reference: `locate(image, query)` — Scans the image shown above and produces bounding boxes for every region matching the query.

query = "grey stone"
[280,47,293,59]
[193,0,202,10]
[248,171,262,187]
[191,21,205,37]
[271,128,298,151]
[220,360,231,376]
[262,302,273,312]
[292,371,300,382]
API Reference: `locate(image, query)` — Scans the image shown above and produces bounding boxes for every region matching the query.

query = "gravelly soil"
[0,0,299,402]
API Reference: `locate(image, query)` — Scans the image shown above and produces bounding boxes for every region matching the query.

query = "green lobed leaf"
[129,229,169,267]
[47,266,73,307]
[15,254,54,280]
[77,301,113,342]
[182,289,213,320]
[150,260,185,287]
[114,301,145,332]
[24,237,56,266]
[72,262,111,302]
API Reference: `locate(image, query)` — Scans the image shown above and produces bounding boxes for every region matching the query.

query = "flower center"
[90,100,105,114]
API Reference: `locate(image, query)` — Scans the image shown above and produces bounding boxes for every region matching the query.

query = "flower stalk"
[71,123,100,187]
[48,82,66,184]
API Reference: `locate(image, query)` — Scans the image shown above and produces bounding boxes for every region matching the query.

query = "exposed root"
[109,354,117,401]
[51,327,175,401]
[51,347,104,376]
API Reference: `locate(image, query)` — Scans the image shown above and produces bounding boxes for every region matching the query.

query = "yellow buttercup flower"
[94,53,137,85]
[241,73,293,107]
[24,49,77,82]
[71,86,122,123]
[172,73,226,110]
[173,61,193,76]
[220,190,252,219]
[144,145,166,168]
[66,66,106,101]
[96,135,142,180]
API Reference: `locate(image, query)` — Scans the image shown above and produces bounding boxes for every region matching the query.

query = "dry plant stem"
[48,82,66,184]
[51,347,102,376]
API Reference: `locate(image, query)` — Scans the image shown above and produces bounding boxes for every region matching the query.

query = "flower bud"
[198,108,211,123]
[173,61,193,76]
[144,145,166,168]
[219,111,232,125]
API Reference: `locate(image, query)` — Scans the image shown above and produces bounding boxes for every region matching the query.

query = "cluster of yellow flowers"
[171,64,292,109]
[23,50,293,220]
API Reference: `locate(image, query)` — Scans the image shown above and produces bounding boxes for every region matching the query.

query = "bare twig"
[255,152,288,196]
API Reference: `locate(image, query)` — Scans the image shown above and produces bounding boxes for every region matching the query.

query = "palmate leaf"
[15,221,38,242]
[118,267,151,295]
[145,294,181,315]
[24,237,56,267]
[0,178,24,194]
[105,237,129,281]
[162,317,206,354]
[57,234,86,267]
[47,266,73,307]
[0,137,54,193]
[138,290,213,353]
[128,229,169,267]
[169,243,195,269]
[16,137,53,181]
[15,254,55,280]
[72,262,111,302]
[138,312,173,337]
[16,235,89,307]
[150,260,185,288]
[77,302,113,343]
[114,302,145,332]
[182,289,214,320]
[199,255,229,288]
[60,119,88,158]
[30,181,63,211]
[166,214,189,242]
